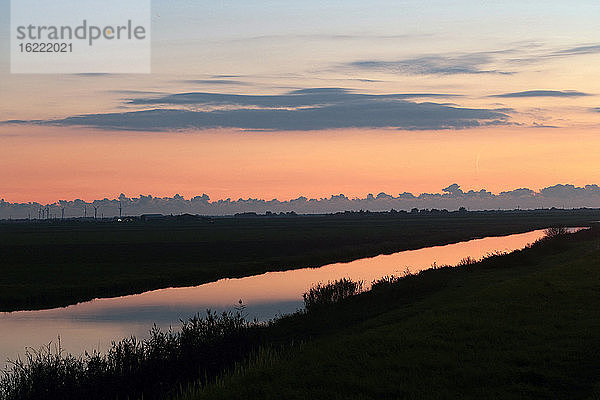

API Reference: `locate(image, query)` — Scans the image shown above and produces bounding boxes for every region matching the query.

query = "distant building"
[140,214,164,221]
[176,213,201,222]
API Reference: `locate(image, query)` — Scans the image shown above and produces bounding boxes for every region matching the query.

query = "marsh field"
[0,210,599,399]
[0,209,597,311]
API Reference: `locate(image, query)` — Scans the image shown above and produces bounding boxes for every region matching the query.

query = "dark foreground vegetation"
[178,226,600,400]
[0,310,262,400]
[0,208,598,311]
[2,226,600,399]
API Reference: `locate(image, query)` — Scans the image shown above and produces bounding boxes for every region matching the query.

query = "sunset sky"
[1,0,600,203]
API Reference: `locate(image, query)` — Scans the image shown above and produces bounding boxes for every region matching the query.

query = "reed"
[0,310,262,400]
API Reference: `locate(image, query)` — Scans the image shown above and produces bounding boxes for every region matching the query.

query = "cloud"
[109,90,168,95]
[491,90,591,98]
[347,53,512,75]
[3,88,510,131]
[128,88,461,107]
[224,33,422,43]
[346,43,600,77]
[530,122,560,129]
[72,73,119,77]
[180,79,250,86]
[549,44,600,57]
[507,43,600,64]
[353,78,384,83]
[211,75,243,78]
[3,183,600,218]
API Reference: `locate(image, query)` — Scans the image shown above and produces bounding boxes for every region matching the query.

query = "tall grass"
[0,310,262,400]
[303,278,364,311]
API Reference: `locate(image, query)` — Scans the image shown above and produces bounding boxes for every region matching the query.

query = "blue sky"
[3,1,600,75]
[3,0,600,133]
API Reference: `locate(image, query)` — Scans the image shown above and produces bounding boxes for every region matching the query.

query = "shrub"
[544,226,568,238]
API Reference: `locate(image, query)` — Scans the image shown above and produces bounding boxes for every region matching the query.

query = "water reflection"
[1,229,548,366]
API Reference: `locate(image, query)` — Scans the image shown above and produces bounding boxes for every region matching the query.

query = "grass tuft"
[302,278,364,311]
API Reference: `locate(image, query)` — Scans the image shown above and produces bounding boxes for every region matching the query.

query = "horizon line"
[2,182,599,206]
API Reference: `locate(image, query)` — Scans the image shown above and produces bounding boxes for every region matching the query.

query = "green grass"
[177,227,600,400]
[1,209,597,311]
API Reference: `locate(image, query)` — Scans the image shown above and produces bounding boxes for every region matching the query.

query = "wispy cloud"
[346,42,600,76]
[2,88,510,131]
[506,42,600,64]
[352,78,385,83]
[72,73,119,77]
[211,75,243,79]
[549,44,600,57]
[109,90,168,96]
[180,79,251,86]
[224,33,424,43]
[491,90,591,98]
[347,53,513,75]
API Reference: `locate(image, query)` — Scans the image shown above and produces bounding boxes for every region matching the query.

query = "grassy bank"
[177,227,600,400]
[3,227,599,399]
[0,209,597,311]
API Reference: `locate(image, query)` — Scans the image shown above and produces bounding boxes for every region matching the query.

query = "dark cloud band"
[3,88,509,131]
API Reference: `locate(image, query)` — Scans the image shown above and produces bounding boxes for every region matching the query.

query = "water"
[0,229,550,366]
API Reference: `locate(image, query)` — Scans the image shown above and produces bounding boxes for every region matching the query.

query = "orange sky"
[1,125,599,203]
[2,1,600,204]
